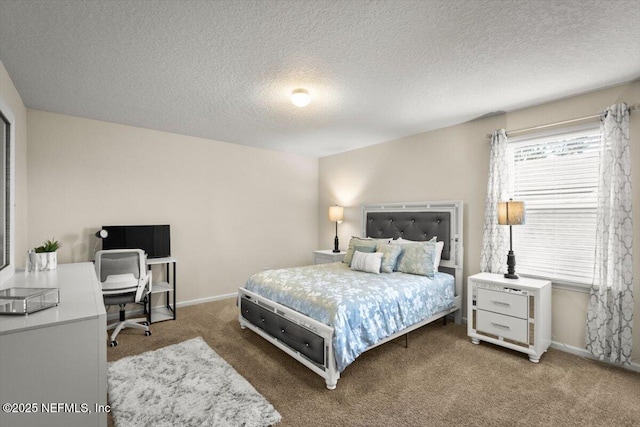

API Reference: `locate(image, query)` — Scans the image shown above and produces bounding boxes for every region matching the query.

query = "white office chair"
[95,249,152,347]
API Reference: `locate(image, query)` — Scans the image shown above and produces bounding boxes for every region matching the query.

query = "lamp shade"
[328,206,344,223]
[498,200,525,225]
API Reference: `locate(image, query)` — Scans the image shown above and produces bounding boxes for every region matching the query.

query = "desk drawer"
[477,310,528,343]
[477,288,528,319]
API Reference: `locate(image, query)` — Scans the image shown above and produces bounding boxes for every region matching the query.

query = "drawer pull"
[491,322,511,330]
[492,300,511,307]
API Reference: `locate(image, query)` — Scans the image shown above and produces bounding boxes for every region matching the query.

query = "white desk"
[0,263,107,427]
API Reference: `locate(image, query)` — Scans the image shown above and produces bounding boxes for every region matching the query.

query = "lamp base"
[333,235,340,253]
[504,250,518,279]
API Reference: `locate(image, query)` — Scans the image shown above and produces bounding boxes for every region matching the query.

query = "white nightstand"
[467,272,552,363]
[313,250,346,264]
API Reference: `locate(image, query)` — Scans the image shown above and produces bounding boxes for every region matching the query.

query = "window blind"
[509,125,601,286]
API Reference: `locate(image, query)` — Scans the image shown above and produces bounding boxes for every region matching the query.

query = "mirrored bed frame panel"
[238,200,464,389]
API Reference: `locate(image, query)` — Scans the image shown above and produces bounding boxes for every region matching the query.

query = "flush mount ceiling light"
[291,88,311,107]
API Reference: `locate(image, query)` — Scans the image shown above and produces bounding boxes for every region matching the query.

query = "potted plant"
[29,239,62,271]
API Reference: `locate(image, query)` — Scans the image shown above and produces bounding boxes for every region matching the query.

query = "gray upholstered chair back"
[98,251,142,283]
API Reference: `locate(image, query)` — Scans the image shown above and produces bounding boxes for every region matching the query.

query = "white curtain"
[586,103,634,364]
[480,129,510,273]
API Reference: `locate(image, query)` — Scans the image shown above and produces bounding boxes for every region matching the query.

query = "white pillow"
[350,251,383,274]
[393,237,415,244]
[394,237,445,270]
[433,241,445,268]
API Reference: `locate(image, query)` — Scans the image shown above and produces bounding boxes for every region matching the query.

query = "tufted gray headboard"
[366,211,451,261]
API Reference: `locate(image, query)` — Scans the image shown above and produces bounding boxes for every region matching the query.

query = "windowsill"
[551,281,591,294]
[519,274,591,294]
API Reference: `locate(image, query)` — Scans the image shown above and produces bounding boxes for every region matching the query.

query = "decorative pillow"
[376,243,403,273]
[395,237,444,270]
[354,245,377,254]
[350,251,383,274]
[343,237,379,266]
[395,237,437,277]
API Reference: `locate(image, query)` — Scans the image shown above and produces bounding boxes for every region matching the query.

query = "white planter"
[28,252,58,271]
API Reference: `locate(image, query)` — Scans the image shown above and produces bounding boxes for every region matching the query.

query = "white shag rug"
[107,337,281,427]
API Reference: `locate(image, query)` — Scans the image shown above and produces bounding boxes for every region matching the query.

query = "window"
[509,124,601,287]
[0,110,9,270]
[0,99,15,286]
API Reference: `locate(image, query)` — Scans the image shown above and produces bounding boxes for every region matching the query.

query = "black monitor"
[101,225,170,259]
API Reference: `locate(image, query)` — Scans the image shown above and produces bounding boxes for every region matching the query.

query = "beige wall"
[319,81,640,362]
[27,110,319,303]
[0,60,28,273]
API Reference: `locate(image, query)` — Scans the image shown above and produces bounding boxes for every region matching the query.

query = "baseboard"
[549,341,640,373]
[106,292,237,322]
[176,292,236,308]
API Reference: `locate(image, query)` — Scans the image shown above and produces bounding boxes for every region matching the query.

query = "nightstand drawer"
[476,310,528,343]
[477,288,528,319]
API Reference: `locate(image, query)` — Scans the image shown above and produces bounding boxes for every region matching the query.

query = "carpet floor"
[107,298,640,427]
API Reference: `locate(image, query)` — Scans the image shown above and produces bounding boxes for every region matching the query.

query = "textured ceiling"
[0,0,639,157]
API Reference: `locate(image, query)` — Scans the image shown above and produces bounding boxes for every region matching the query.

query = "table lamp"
[329,206,344,253]
[498,199,525,279]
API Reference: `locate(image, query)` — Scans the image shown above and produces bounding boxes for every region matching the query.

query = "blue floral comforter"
[243,262,455,372]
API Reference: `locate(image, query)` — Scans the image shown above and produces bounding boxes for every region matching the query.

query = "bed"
[238,201,464,389]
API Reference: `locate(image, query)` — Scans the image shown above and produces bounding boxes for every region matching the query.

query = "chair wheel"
[142,322,149,326]
[144,330,152,336]
[110,340,118,347]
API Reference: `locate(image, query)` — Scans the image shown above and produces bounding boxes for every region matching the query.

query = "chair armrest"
[135,270,152,302]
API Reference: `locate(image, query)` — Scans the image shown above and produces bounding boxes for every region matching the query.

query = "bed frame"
[238,200,464,389]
